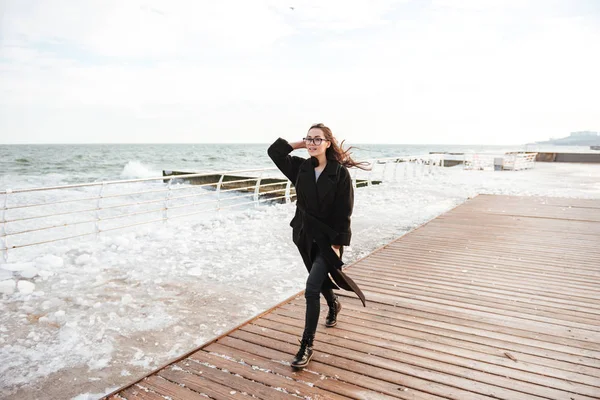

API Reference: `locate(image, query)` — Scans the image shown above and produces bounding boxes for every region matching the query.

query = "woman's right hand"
[290,140,306,150]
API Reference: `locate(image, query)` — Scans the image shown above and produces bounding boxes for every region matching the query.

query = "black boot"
[325,296,342,328]
[291,335,314,369]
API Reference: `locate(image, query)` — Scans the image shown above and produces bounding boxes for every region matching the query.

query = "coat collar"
[298,157,339,209]
[299,157,339,174]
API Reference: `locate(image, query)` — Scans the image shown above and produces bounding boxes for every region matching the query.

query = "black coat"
[268,138,366,306]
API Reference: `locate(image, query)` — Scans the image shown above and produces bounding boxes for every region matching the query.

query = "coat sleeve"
[331,166,354,246]
[267,138,305,184]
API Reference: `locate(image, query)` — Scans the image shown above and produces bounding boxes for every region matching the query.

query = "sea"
[2,142,591,190]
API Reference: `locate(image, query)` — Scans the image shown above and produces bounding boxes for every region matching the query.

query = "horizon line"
[0,142,534,146]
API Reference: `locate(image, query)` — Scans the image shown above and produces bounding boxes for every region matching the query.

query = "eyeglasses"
[303,137,329,145]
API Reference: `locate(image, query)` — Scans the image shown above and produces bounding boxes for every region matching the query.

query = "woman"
[267,123,368,369]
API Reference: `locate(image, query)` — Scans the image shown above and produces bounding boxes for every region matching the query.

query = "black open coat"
[268,138,366,306]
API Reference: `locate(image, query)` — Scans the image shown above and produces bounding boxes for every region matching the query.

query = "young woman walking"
[267,123,367,369]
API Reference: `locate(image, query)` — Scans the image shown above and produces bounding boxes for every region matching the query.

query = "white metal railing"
[464,153,537,171]
[0,155,443,262]
[502,153,537,171]
[464,154,497,170]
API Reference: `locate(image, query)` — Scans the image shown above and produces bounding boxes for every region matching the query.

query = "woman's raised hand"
[290,140,306,150]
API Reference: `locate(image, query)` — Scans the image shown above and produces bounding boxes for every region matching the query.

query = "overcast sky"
[1,0,599,145]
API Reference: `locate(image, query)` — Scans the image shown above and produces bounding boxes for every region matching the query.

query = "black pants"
[303,254,336,339]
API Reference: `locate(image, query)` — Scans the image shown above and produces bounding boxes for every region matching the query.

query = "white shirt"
[315,169,323,181]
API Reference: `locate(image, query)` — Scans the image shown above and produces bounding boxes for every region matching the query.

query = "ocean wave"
[15,158,31,164]
[120,161,161,179]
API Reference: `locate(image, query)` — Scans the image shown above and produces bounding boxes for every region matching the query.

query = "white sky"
[0,0,599,145]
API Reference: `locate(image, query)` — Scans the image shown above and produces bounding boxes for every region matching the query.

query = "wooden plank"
[188,350,352,400]
[141,375,212,400]
[231,327,535,400]
[391,235,600,263]
[367,249,600,281]
[320,296,600,371]
[406,226,600,246]
[406,233,600,251]
[276,302,600,384]
[119,385,165,400]
[352,280,600,333]
[346,266,600,309]
[263,310,600,396]
[450,208,600,222]
[468,194,600,208]
[168,357,296,400]
[216,335,460,400]
[353,260,600,304]
[424,221,600,238]
[203,342,410,400]
[357,259,600,302]
[426,216,600,235]
[347,269,600,314]
[356,290,600,351]
[353,283,600,337]
[285,295,600,357]
[352,274,600,326]
[360,257,600,298]
[471,194,600,207]
[381,242,600,270]
[157,368,244,400]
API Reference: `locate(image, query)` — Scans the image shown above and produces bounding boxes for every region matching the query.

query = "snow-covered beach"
[1,161,600,399]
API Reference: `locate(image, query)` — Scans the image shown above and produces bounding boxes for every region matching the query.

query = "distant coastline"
[532,131,600,146]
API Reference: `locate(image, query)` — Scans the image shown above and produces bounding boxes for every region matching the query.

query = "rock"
[17,280,36,294]
[187,267,203,276]
[20,267,39,279]
[38,270,54,279]
[35,255,64,268]
[1,262,34,272]
[0,269,13,280]
[0,279,16,295]
[75,254,91,265]
[121,294,133,305]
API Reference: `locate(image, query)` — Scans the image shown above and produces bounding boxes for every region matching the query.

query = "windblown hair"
[309,123,370,170]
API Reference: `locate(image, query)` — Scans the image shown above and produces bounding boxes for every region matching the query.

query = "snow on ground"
[1,162,600,399]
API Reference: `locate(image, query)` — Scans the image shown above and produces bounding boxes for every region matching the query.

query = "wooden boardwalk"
[105,195,600,400]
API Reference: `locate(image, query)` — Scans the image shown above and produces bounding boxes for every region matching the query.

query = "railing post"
[253,173,263,206]
[216,174,225,210]
[392,159,399,182]
[1,189,9,263]
[381,160,388,183]
[95,183,105,237]
[367,160,374,186]
[285,180,292,204]
[351,168,358,189]
[163,178,173,222]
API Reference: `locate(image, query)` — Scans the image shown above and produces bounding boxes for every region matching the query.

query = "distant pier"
[534,152,600,163]
[161,171,380,203]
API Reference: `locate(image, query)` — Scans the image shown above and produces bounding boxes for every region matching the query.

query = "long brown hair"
[309,123,370,170]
